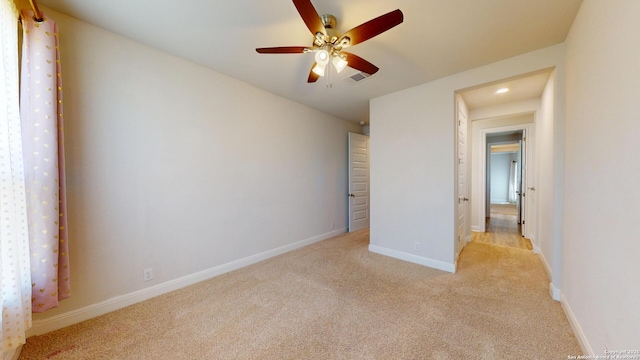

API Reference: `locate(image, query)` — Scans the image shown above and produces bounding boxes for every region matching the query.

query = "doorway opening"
[475,132,532,250]
[455,68,553,260]
[471,123,534,250]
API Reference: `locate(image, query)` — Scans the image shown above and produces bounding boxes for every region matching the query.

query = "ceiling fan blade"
[343,52,379,75]
[292,0,327,37]
[307,62,320,83]
[338,9,403,47]
[256,46,309,54]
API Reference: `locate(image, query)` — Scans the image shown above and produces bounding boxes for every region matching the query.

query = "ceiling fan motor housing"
[321,14,337,29]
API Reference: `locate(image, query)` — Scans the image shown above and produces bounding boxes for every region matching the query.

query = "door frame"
[486,139,521,211]
[478,123,535,240]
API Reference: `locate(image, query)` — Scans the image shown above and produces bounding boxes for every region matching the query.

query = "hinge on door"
[458,158,462,164]
[523,220,526,225]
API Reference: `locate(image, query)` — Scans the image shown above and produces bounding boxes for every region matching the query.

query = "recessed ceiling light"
[496,88,509,94]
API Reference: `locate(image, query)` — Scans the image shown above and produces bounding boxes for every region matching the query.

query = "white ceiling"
[459,70,552,110]
[38,0,583,123]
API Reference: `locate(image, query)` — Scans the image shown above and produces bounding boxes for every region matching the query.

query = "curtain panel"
[20,9,70,312]
[1,0,32,353]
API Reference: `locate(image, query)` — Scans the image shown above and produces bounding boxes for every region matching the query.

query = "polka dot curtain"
[1,0,32,354]
[20,9,70,313]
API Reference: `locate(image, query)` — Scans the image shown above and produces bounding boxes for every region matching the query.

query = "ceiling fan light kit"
[333,55,348,73]
[256,0,403,84]
[312,50,328,76]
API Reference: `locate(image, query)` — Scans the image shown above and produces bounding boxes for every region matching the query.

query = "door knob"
[348,194,355,197]
[463,197,469,201]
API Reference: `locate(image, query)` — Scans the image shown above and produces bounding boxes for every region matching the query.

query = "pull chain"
[326,61,333,89]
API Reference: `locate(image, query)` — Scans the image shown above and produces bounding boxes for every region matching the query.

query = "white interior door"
[456,96,469,257]
[348,133,370,232]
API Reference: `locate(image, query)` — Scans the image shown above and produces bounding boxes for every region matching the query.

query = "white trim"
[528,235,536,250]
[471,225,482,232]
[538,246,553,279]
[561,293,593,356]
[478,123,534,236]
[537,250,561,301]
[549,282,561,301]
[368,244,456,273]
[27,228,347,337]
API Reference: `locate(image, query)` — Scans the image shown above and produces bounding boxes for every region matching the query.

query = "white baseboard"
[368,244,456,273]
[28,228,347,337]
[536,248,560,301]
[527,235,536,249]
[471,225,483,232]
[549,282,561,301]
[561,293,594,356]
[538,249,553,280]
[538,251,561,301]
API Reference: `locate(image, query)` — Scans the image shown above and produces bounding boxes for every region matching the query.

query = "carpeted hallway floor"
[19,229,582,359]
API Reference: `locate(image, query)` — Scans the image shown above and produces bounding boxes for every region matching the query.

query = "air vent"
[343,72,372,85]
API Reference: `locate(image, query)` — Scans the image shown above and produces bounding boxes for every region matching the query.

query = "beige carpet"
[20,230,581,359]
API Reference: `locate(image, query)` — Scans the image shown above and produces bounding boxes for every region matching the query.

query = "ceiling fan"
[256,0,404,83]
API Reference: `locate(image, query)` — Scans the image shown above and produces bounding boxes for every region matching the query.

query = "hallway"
[471,203,533,250]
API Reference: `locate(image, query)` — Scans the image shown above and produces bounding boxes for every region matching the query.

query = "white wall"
[562,0,640,354]
[370,45,564,273]
[536,70,562,299]
[32,9,360,332]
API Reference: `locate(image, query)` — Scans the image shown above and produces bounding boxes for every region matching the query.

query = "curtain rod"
[28,0,43,22]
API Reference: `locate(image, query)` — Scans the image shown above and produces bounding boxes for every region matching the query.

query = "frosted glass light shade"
[333,56,348,73]
[312,62,326,76]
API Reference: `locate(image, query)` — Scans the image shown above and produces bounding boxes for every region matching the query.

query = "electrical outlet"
[414,242,421,251]
[143,268,154,282]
